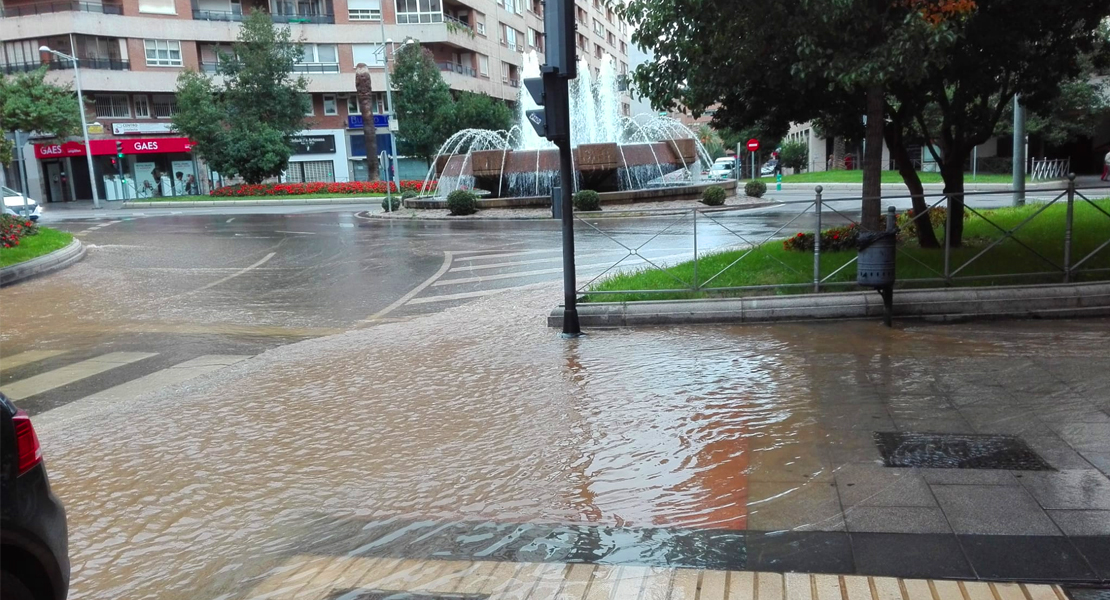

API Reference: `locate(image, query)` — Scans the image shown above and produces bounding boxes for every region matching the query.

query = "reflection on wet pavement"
[28,285,1110,598]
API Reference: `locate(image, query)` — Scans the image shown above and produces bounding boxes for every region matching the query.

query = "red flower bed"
[782,223,859,252]
[210,180,437,198]
[0,215,39,248]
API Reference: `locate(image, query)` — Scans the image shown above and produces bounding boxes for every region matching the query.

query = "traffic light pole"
[554,103,580,335]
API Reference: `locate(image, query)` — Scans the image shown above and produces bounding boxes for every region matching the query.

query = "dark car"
[1,394,69,600]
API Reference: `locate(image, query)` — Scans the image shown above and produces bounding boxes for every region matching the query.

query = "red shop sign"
[35,137,194,159]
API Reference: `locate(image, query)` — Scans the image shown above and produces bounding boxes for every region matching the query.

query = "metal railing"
[1032,158,1071,181]
[1,58,129,75]
[437,61,478,77]
[192,8,246,20]
[0,0,122,16]
[575,177,1110,298]
[443,13,475,36]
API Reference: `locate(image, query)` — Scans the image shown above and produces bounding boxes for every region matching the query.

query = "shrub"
[382,196,402,211]
[779,141,809,173]
[0,215,38,249]
[573,190,601,211]
[745,180,767,198]
[701,185,727,206]
[446,190,478,215]
[401,190,418,200]
[782,223,859,252]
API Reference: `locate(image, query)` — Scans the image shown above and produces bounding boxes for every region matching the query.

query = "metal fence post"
[692,207,698,290]
[943,194,952,283]
[814,186,823,293]
[1063,173,1076,283]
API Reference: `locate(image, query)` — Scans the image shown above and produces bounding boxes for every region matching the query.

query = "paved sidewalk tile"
[931,484,1062,535]
[747,481,845,532]
[843,507,951,534]
[835,465,937,508]
[1016,470,1110,510]
[1047,510,1110,536]
[849,533,972,579]
[957,535,1098,581]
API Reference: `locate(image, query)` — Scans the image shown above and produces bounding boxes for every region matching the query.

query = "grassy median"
[584,199,1110,302]
[0,227,74,268]
[767,171,1033,185]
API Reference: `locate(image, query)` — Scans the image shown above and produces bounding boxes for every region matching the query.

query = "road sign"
[747,139,760,152]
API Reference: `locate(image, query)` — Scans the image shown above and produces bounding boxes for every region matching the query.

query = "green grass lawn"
[585,199,1110,302]
[135,192,389,202]
[0,227,74,268]
[765,171,1033,184]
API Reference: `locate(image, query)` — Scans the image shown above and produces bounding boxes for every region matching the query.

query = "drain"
[873,432,1054,470]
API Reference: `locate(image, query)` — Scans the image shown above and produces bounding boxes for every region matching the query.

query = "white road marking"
[448,252,618,272]
[406,281,555,305]
[35,355,251,424]
[362,251,454,322]
[2,352,159,400]
[274,230,316,235]
[453,249,563,261]
[0,350,70,372]
[191,252,277,293]
[226,217,236,223]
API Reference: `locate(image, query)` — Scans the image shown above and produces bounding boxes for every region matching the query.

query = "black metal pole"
[552,76,580,336]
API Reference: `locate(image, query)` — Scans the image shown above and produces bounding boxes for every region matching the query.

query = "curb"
[0,238,86,287]
[356,202,779,222]
[548,281,1110,327]
[120,197,385,208]
[772,181,1067,192]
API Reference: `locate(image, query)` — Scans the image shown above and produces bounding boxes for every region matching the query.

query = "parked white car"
[3,186,42,221]
[708,158,736,180]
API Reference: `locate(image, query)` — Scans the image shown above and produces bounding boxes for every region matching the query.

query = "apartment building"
[0,0,630,200]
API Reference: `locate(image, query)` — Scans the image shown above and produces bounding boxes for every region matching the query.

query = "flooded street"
[3,212,1109,597]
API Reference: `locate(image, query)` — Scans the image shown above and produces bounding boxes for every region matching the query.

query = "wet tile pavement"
[18,286,1110,598]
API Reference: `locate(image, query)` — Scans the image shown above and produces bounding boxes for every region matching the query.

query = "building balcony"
[200,60,341,74]
[0,0,121,17]
[1,58,130,75]
[437,61,477,78]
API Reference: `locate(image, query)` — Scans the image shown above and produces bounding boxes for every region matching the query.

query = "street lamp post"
[377,23,409,191]
[39,45,101,209]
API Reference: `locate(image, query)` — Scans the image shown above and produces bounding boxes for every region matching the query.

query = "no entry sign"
[746,139,760,152]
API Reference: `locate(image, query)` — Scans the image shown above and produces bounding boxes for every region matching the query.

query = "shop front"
[284,130,350,183]
[33,137,197,202]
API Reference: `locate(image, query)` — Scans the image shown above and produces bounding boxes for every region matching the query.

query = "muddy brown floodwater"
[28,284,1110,598]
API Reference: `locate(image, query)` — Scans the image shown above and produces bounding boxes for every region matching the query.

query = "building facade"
[1,0,630,200]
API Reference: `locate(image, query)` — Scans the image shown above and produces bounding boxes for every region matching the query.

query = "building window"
[395,0,442,24]
[348,0,381,20]
[286,160,336,183]
[593,19,604,35]
[152,94,177,118]
[503,0,515,13]
[347,96,359,114]
[594,43,603,59]
[296,44,339,72]
[94,94,130,118]
[138,0,175,14]
[352,44,385,67]
[304,95,315,116]
[144,40,183,67]
[475,12,486,35]
[501,24,519,51]
[607,31,615,46]
[133,95,151,118]
[323,94,338,116]
[620,40,627,54]
[530,0,541,15]
[478,54,489,76]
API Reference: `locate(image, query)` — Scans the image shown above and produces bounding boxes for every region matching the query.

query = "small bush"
[446,190,478,215]
[573,190,601,211]
[745,180,767,198]
[401,190,418,200]
[701,185,727,206]
[381,196,402,211]
[0,215,38,248]
[782,223,859,252]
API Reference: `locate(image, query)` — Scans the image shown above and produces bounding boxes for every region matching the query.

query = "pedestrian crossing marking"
[0,350,70,372]
[2,351,158,400]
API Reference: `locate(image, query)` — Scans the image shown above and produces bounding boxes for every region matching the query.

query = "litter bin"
[857,206,898,326]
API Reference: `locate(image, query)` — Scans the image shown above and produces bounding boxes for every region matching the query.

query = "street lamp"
[39,45,101,209]
[376,27,412,190]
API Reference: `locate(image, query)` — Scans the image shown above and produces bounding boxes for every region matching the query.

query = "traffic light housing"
[524,73,570,142]
[542,0,575,78]
[115,141,123,158]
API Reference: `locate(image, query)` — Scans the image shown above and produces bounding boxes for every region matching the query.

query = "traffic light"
[542,0,575,78]
[115,141,123,158]
[524,74,570,142]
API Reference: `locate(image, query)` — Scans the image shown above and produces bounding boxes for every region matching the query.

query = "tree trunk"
[940,154,967,247]
[832,137,846,170]
[885,127,939,248]
[861,84,885,232]
[355,64,380,181]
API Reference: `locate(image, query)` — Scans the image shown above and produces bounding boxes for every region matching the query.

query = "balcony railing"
[291,62,340,73]
[1,58,130,75]
[272,11,334,23]
[192,8,246,21]
[443,13,475,37]
[437,61,477,78]
[1,0,122,16]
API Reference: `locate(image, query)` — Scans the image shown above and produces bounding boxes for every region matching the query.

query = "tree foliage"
[393,43,454,165]
[452,92,514,133]
[172,10,308,184]
[0,67,82,165]
[780,141,810,172]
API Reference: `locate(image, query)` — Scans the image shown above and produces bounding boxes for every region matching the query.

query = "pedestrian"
[1103,149,1110,181]
[186,174,198,195]
[826,154,833,170]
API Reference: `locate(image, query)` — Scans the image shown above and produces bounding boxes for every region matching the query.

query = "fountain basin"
[403,179,738,210]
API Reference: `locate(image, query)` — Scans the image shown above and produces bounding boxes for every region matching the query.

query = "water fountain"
[408,52,734,209]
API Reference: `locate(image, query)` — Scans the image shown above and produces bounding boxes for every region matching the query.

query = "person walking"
[1102,149,1110,181]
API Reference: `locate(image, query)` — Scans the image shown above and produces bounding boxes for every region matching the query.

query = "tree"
[0,67,81,166]
[621,0,1110,245]
[452,92,513,133]
[354,63,379,181]
[695,124,726,160]
[172,10,308,184]
[392,43,454,165]
[780,141,809,173]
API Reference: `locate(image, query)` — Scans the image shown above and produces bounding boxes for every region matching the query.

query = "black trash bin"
[857,206,898,326]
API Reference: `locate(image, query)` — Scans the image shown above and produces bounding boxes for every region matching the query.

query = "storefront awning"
[34,137,195,159]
